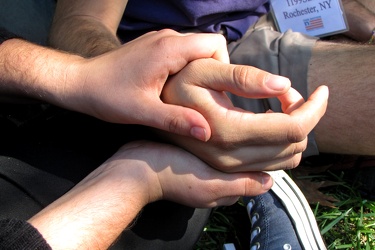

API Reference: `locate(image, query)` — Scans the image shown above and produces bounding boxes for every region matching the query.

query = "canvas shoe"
[245,170,326,250]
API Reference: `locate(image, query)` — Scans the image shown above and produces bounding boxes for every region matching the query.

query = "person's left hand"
[160,58,329,172]
[109,141,273,206]
[29,140,272,250]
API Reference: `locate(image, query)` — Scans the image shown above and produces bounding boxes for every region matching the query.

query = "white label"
[270,0,348,37]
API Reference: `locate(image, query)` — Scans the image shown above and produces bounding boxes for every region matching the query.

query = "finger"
[164,70,327,144]
[209,142,306,172]
[174,171,273,207]
[180,58,291,98]
[158,31,230,75]
[267,85,328,143]
[218,152,304,173]
[287,85,329,138]
[177,32,230,63]
[172,133,306,172]
[289,85,329,118]
[162,81,304,144]
[277,87,305,114]
[210,172,274,206]
[139,102,212,142]
[132,30,230,76]
[229,86,328,144]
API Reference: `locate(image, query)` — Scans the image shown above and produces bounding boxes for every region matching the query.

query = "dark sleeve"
[0,219,52,250]
[0,27,21,44]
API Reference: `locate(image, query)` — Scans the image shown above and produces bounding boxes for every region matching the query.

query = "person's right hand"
[60,29,230,141]
[160,58,329,172]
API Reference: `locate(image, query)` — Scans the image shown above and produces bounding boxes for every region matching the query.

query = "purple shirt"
[118,0,269,42]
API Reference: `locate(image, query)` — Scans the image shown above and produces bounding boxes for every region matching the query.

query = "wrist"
[53,56,90,111]
[0,38,84,105]
[99,154,161,206]
[28,158,152,249]
[100,143,165,204]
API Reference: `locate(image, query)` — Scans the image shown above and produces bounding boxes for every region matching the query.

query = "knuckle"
[285,154,302,170]
[164,114,181,134]
[244,177,265,196]
[232,65,250,91]
[153,30,179,51]
[287,120,307,143]
[290,140,307,155]
[208,153,240,173]
[154,36,170,51]
[297,139,308,153]
[157,28,178,37]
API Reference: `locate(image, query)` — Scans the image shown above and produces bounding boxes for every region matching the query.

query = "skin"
[28,141,273,249]
[308,41,375,155]
[49,0,375,157]
[0,27,302,250]
[0,2,332,248]
[0,31,231,141]
[0,32,329,173]
[49,0,128,57]
[160,58,328,172]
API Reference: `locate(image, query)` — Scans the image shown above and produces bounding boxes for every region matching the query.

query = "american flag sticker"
[304,16,324,31]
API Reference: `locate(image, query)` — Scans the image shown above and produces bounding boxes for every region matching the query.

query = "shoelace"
[247,199,294,250]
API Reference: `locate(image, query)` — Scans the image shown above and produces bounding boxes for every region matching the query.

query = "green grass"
[314,170,375,249]
[195,164,375,250]
[195,202,249,250]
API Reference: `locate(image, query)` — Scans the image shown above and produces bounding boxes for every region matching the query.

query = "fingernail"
[265,75,290,91]
[261,172,273,190]
[190,126,207,141]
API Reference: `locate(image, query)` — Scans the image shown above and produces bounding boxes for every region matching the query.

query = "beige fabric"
[227,14,319,157]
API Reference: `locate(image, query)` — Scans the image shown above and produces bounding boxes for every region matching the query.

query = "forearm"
[28,160,149,250]
[0,38,82,106]
[27,139,276,249]
[49,16,122,57]
[50,0,126,57]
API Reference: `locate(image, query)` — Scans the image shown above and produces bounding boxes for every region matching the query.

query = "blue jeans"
[245,191,302,250]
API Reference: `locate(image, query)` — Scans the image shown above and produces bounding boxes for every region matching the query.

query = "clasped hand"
[29,140,271,250]
[68,29,229,141]
[160,58,329,172]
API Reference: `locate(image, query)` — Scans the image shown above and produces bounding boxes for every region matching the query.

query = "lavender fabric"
[119,0,269,42]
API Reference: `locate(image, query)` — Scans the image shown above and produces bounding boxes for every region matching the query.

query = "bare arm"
[0,31,230,140]
[50,0,127,57]
[0,38,81,104]
[28,141,272,249]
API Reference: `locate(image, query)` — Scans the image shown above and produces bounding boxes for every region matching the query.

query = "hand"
[29,140,272,249]
[63,29,230,141]
[111,141,273,206]
[161,58,329,172]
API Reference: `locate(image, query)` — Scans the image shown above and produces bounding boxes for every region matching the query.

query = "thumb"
[140,102,212,141]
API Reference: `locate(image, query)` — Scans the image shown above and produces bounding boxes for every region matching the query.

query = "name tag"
[269,0,348,37]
